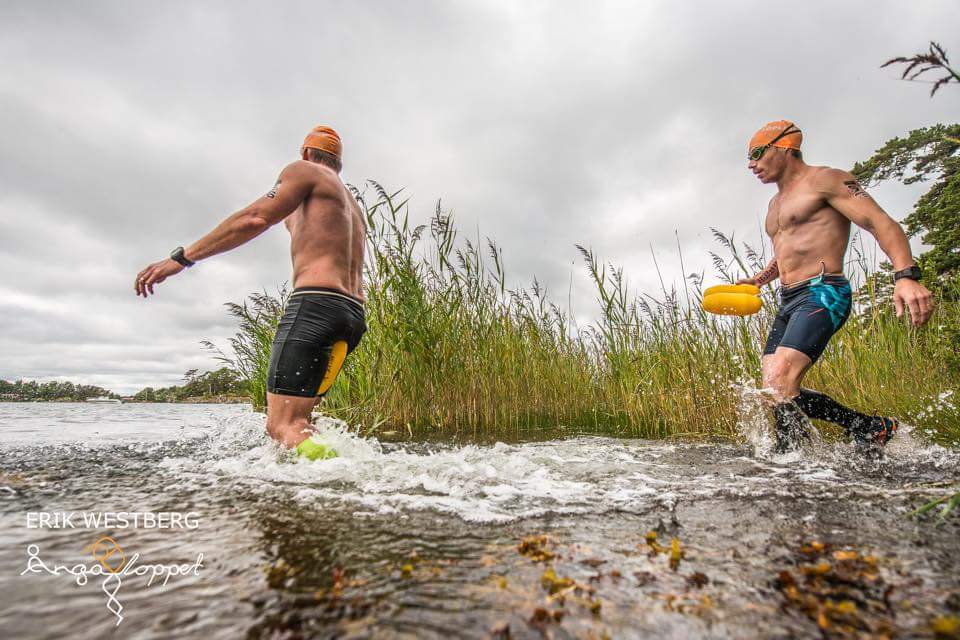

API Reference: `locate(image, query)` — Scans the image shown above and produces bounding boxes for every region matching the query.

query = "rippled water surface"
[1,402,958,639]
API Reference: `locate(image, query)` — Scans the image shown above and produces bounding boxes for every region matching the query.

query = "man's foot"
[773,402,812,454]
[296,437,338,461]
[853,416,898,457]
[873,416,899,446]
[774,421,811,454]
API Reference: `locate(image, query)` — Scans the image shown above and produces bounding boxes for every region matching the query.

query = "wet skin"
[738,147,934,399]
[134,151,366,448]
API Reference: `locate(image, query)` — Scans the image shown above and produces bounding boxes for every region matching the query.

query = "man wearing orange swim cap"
[738,120,934,454]
[301,125,343,163]
[134,125,368,457]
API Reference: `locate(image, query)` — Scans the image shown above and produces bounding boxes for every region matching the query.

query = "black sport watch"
[170,246,195,268]
[893,265,921,282]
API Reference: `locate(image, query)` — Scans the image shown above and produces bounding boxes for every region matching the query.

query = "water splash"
[156,407,960,526]
[163,415,673,523]
[732,381,826,460]
[735,381,775,457]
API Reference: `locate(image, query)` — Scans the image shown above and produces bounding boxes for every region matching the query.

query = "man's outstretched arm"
[135,161,315,297]
[822,168,934,326]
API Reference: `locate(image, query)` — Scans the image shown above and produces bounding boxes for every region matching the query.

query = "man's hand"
[135,258,184,297]
[893,278,934,327]
[736,277,757,286]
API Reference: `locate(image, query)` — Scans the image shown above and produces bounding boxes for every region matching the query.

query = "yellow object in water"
[296,437,338,461]
[702,284,762,317]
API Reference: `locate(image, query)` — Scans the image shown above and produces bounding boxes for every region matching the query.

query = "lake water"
[0,402,958,639]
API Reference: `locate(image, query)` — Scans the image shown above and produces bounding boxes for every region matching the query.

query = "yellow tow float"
[701,283,762,317]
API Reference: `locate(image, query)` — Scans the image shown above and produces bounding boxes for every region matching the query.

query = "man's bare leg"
[762,347,812,401]
[762,348,814,452]
[761,348,897,450]
[266,392,317,448]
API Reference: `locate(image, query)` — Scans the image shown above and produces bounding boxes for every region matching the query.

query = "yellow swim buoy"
[702,283,761,316]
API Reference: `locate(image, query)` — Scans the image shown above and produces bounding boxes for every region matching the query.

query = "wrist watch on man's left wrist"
[170,246,195,268]
[893,265,921,282]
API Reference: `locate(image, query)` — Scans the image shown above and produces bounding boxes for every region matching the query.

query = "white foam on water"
[730,381,960,467]
[737,382,826,458]
[735,383,776,457]
[157,404,960,524]
[160,415,680,523]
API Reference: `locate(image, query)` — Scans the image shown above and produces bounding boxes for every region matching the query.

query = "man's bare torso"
[283,165,365,299]
[765,166,851,285]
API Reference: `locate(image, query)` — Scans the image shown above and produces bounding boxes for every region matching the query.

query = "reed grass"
[214,182,960,446]
[204,289,288,410]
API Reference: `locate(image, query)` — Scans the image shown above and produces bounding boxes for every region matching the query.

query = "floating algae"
[641,530,685,571]
[669,538,684,571]
[931,615,960,639]
[773,541,896,637]
[517,534,556,563]
[506,533,610,637]
[540,567,575,595]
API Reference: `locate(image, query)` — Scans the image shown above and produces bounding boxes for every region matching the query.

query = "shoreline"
[0,397,248,405]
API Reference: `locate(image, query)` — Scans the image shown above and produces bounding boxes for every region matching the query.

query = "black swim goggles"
[748,123,801,161]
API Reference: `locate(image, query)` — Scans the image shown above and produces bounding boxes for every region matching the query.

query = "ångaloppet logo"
[19,511,204,626]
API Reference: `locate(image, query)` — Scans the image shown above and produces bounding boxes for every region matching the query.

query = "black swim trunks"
[266,287,367,398]
[763,274,852,363]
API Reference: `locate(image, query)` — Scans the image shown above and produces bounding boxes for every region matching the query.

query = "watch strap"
[170,246,195,268]
[893,265,921,282]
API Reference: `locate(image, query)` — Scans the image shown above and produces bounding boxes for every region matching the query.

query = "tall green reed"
[214,182,960,445]
[203,288,288,410]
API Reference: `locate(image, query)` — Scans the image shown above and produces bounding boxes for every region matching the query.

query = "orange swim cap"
[749,120,802,152]
[301,125,342,159]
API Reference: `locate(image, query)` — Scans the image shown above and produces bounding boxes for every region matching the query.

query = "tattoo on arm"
[755,261,779,286]
[266,178,281,199]
[843,179,871,199]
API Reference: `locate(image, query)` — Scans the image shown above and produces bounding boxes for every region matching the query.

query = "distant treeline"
[130,367,246,402]
[0,367,247,403]
[0,379,120,402]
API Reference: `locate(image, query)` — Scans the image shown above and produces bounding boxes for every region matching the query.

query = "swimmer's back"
[283,163,366,300]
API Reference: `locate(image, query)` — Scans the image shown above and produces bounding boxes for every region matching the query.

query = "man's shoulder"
[282,160,341,191]
[282,159,335,178]
[806,165,855,192]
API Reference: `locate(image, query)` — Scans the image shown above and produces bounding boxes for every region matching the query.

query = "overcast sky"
[1,1,957,394]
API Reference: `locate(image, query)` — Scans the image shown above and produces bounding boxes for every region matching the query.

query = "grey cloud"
[0,0,957,392]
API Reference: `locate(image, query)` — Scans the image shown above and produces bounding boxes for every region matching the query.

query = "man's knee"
[763,359,801,400]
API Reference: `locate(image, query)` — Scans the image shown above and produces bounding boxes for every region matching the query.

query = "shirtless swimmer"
[134,126,366,460]
[738,120,934,453]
